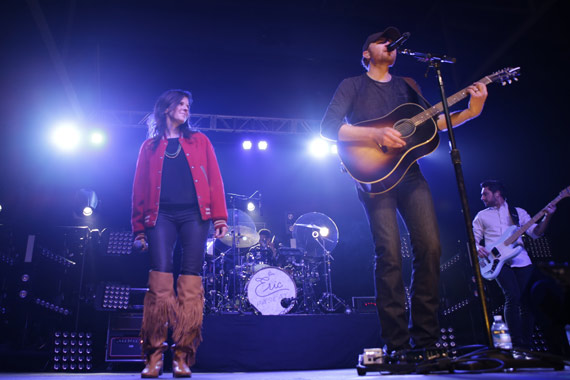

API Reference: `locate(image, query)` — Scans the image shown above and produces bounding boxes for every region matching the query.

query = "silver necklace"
[165,142,182,158]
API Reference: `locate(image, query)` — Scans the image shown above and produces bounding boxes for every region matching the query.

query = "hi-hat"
[217,208,259,248]
[218,225,259,248]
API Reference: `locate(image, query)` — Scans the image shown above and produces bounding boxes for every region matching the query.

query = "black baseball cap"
[362,27,401,52]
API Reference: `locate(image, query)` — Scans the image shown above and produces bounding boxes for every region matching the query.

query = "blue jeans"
[146,207,210,276]
[358,168,441,351]
[496,264,534,347]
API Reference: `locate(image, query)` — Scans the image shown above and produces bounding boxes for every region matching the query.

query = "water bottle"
[491,315,512,350]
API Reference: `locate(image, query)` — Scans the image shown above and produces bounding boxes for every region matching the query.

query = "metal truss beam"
[98,110,321,135]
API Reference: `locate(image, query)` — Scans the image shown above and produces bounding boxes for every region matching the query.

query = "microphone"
[280,297,296,308]
[387,32,410,52]
[133,239,147,252]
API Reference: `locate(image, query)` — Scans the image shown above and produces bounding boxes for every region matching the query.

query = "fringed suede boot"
[171,275,204,378]
[140,271,176,378]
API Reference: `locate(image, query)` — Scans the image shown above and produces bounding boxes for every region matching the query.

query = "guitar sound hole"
[394,119,415,138]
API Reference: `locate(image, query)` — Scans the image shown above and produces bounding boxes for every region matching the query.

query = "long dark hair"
[147,89,195,143]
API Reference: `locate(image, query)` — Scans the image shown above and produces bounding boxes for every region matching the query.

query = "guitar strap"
[508,204,520,227]
[403,77,433,111]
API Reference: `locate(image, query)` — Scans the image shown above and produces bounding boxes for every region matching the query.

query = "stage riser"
[106,313,382,371]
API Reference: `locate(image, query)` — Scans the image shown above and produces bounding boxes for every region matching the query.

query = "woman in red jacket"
[132,89,228,378]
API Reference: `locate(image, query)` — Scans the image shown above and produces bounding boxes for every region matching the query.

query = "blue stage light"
[50,123,81,152]
[242,140,253,150]
[330,144,338,154]
[75,189,98,217]
[309,138,329,158]
[258,140,268,150]
[89,130,106,147]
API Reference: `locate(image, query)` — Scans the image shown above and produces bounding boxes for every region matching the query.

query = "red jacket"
[131,132,228,235]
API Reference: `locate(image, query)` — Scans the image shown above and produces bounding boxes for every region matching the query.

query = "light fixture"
[242,140,253,150]
[330,144,338,154]
[257,140,268,150]
[50,122,81,152]
[74,189,98,217]
[89,130,106,147]
[309,138,329,158]
[247,202,256,212]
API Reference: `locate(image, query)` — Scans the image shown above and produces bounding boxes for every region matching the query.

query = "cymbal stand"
[299,257,320,313]
[224,193,252,313]
[312,233,348,312]
[207,249,230,314]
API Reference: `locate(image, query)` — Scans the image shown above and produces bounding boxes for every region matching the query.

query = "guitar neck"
[411,76,493,127]
[504,194,563,245]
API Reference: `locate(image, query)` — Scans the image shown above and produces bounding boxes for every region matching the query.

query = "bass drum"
[246,266,296,315]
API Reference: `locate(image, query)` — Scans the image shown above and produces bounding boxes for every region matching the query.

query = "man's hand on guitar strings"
[371,126,406,149]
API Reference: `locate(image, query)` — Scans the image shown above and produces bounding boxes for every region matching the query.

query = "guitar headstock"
[489,67,520,86]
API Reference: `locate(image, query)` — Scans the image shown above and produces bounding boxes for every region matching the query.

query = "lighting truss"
[98,110,320,135]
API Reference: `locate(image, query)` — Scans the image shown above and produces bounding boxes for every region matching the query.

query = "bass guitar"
[337,67,520,194]
[479,186,570,280]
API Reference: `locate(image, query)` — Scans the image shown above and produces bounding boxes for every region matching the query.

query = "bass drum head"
[246,266,296,315]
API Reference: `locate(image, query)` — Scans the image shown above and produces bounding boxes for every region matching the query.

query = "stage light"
[247,202,256,212]
[50,122,81,152]
[320,226,330,237]
[89,130,106,147]
[74,189,98,217]
[242,140,253,150]
[258,140,268,150]
[104,230,134,256]
[330,144,338,154]
[309,138,329,158]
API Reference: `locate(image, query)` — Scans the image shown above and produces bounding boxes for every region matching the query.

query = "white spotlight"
[258,140,268,150]
[50,123,81,152]
[247,202,256,212]
[309,138,329,158]
[320,227,330,237]
[89,130,106,147]
[242,140,253,150]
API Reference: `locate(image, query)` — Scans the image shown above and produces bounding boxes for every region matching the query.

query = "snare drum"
[246,266,296,315]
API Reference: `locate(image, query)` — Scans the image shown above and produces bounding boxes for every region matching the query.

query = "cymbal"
[292,212,339,255]
[218,225,260,248]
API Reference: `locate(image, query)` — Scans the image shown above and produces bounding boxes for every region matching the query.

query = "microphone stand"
[400,49,566,373]
[401,48,492,347]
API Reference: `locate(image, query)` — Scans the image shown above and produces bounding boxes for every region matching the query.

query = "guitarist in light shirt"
[320,26,488,358]
[472,180,556,349]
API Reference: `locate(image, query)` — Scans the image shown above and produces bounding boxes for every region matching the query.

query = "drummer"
[254,228,278,266]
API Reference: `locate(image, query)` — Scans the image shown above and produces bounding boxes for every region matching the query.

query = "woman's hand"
[214,225,228,239]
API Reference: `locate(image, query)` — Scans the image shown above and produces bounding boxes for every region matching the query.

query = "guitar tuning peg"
[502,81,507,86]
[508,79,512,84]
[514,77,518,81]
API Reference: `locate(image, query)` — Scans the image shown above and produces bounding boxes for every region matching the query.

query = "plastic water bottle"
[491,315,512,350]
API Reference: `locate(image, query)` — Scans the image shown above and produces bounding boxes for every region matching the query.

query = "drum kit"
[202,209,348,315]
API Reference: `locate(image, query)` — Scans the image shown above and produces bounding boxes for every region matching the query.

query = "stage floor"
[1,368,570,380]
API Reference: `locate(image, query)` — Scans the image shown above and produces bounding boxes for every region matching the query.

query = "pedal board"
[356,347,450,376]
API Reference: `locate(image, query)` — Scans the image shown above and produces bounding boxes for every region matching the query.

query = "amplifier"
[352,296,377,314]
[108,336,142,359]
[106,313,143,362]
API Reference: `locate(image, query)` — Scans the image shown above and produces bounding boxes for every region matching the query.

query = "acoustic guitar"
[337,67,520,194]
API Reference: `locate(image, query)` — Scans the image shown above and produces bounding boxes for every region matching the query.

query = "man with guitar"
[472,180,556,349]
[320,26,488,357]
